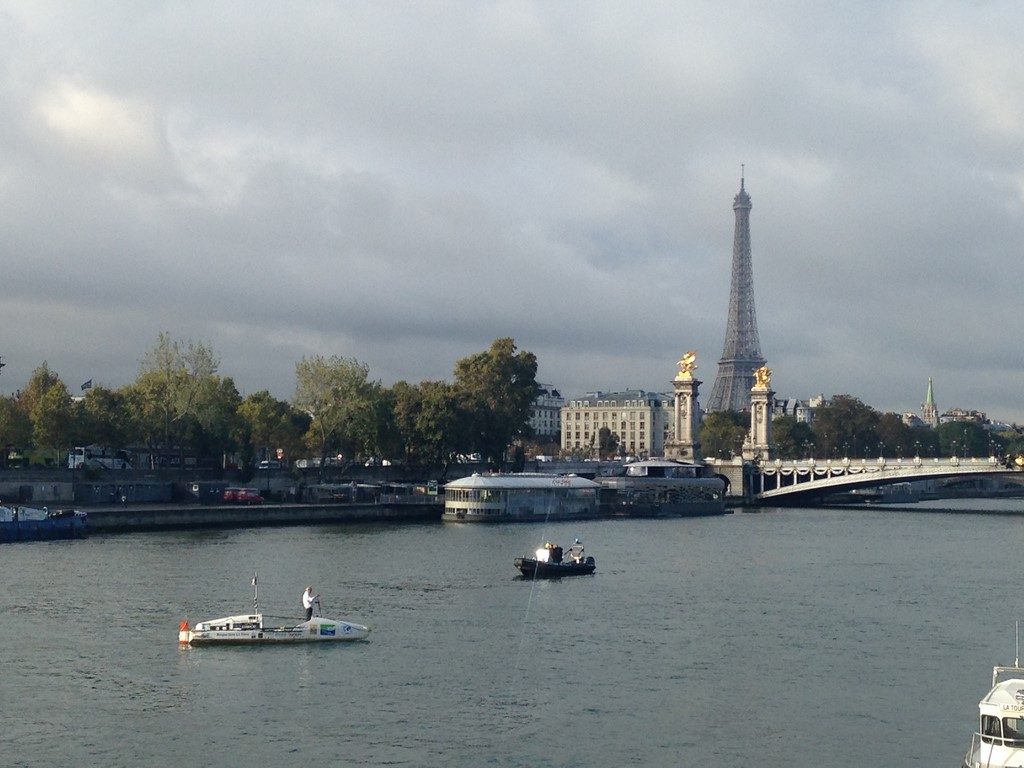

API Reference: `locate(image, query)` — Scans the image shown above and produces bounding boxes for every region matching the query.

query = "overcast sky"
[1,1,1022,422]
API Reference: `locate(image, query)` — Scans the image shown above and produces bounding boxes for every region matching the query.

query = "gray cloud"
[1,1,1022,422]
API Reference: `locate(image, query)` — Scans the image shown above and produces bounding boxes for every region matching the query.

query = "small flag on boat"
[81,379,92,391]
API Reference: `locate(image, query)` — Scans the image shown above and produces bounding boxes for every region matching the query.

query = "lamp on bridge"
[914,440,921,459]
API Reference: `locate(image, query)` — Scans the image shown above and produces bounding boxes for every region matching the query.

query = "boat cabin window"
[982,715,1002,744]
[1003,717,1024,746]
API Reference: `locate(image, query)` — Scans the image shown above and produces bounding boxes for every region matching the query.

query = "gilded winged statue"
[753,365,772,389]
[675,351,697,380]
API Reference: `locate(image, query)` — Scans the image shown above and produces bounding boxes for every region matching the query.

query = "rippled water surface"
[3,502,1024,767]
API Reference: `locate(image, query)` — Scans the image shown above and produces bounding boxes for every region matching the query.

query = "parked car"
[256,460,281,469]
[223,487,264,504]
[235,488,264,504]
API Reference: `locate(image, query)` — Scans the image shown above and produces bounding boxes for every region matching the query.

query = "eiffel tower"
[706,173,766,412]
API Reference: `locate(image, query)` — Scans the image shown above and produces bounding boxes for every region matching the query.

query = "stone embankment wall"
[86,501,442,533]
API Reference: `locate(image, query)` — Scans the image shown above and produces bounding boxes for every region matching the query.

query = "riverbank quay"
[85,499,442,534]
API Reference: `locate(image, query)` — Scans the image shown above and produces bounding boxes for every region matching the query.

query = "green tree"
[907,425,941,459]
[937,421,989,458]
[811,395,880,458]
[237,390,308,469]
[293,355,375,476]
[875,412,913,457]
[416,380,469,476]
[771,415,814,459]
[598,426,618,459]
[700,411,747,458]
[0,396,32,468]
[388,380,425,469]
[452,338,539,468]
[187,376,242,467]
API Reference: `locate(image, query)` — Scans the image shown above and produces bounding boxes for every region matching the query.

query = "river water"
[2,499,1023,767]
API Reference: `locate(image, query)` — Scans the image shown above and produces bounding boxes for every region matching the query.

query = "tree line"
[0,334,541,477]
[699,394,1024,460]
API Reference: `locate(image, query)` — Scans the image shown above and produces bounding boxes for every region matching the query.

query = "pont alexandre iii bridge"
[663,354,1023,504]
[705,454,1023,504]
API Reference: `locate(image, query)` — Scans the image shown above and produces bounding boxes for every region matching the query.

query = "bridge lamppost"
[842,442,849,459]
[914,441,921,459]
[951,441,957,461]
[963,428,969,458]
[802,440,811,460]
[877,442,884,459]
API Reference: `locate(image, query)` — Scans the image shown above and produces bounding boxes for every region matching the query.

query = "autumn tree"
[0,396,32,468]
[134,333,220,460]
[31,380,73,464]
[16,361,62,418]
[77,386,133,452]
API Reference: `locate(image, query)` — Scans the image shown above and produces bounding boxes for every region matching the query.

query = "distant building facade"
[940,408,987,424]
[530,384,564,440]
[560,390,674,458]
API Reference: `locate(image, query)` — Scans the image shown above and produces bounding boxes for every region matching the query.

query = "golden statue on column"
[675,351,698,381]
[753,365,772,390]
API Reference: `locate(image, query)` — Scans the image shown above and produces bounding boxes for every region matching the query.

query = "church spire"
[921,377,939,428]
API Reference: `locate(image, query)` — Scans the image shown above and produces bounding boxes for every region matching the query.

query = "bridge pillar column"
[742,365,774,461]
[664,353,701,462]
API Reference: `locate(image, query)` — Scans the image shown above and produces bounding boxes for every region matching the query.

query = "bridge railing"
[751,455,1012,497]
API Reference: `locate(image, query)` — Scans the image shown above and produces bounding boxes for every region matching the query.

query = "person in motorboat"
[301,585,320,621]
[551,543,563,563]
[566,538,584,563]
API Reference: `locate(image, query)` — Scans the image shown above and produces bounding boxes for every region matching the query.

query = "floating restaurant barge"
[443,461,727,522]
[443,473,602,522]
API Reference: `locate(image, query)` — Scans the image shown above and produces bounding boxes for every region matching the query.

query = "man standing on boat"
[567,538,584,563]
[301,585,319,621]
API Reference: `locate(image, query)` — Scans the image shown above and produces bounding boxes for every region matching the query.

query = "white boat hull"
[179,614,370,645]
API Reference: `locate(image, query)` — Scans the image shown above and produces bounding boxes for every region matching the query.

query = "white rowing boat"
[178,613,370,645]
[179,572,370,646]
